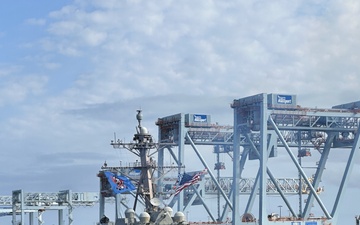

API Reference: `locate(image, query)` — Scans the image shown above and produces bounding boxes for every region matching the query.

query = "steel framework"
[155,113,234,221]
[230,93,360,225]
[155,93,360,225]
[0,190,101,225]
[204,177,312,195]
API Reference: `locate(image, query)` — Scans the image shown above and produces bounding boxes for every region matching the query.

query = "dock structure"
[231,93,360,225]
[155,93,360,225]
[0,190,102,225]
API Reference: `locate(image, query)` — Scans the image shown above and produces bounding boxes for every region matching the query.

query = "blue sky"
[1,0,360,224]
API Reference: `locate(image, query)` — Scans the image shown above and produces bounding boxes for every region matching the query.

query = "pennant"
[174,169,207,196]
[104,171,136,194]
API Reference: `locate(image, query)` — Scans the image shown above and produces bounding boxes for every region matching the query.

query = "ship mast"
[109,110,158,211]
[132,110,156,211]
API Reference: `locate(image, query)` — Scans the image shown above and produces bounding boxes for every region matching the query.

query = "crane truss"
[155,94,360,225]
[0,190,103,225]
[230,93,360,225]
[204,177,313,195]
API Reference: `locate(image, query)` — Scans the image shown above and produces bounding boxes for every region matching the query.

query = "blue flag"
[104,171,136,194]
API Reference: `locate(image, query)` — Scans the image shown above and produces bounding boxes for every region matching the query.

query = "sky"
[1,0,360,224]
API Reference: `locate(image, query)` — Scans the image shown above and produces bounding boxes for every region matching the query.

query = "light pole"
[278,205,283,218]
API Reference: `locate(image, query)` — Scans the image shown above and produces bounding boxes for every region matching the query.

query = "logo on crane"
[277,95,293,104]
[193,114,207,122]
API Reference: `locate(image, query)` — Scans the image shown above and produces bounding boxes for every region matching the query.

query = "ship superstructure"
[98,110,189,225]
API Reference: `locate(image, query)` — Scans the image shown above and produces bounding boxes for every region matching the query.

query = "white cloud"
[0,74,48,107]
[26,18,46,26]
[68,1,354,106]
[0,64,21,77]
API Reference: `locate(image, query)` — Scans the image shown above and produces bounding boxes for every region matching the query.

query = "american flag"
[174,169,207,196]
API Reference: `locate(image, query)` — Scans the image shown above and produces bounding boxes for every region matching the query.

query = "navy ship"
[98,110,199,225]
